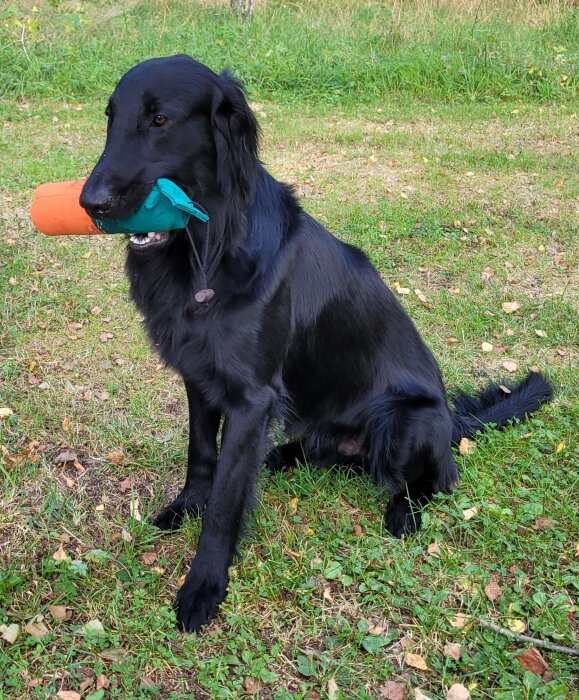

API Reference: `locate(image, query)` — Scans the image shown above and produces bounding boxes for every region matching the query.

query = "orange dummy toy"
[30,178,209,237]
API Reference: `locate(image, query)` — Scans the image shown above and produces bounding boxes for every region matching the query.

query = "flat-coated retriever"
[80,55,553,632]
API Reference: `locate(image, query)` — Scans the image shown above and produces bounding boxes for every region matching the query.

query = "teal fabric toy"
[94,178,209,234]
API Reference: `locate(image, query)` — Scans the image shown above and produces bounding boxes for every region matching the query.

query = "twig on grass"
[476,618,579,657]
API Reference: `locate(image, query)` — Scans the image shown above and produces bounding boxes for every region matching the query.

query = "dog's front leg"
[153,382,220,531]
[175,386,276,633]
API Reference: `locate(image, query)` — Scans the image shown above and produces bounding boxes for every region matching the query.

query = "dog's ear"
[211,70,259,203]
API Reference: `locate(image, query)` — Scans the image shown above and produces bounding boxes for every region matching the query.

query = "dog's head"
[80,55,258,250]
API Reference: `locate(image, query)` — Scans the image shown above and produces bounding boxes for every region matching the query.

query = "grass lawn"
[0,1,577,698]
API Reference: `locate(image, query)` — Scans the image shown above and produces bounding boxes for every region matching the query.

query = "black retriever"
[80,55,553,632]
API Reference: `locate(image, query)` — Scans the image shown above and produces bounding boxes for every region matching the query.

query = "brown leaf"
[323,586,334,603]
[49,605,68,621]
[118,477,132,493]
[288,497,299,514]
[54,449,78,464]
[56,693,81,700]
[79,678,94,692]
[52,544,68,561]
[449,613,469,628]
[427,541,440,557]
[484,581,502,602]
[380,681,407,699]
[106,450,125,466]
[414,690,432,700]
[405,653,429,671]
[481,267,494,283]
[91,306,102,315]
[535,518,555,529]
[481,341,493,352]
[502,301,521,314]
[414,289,431,308]
[447,337,459,344]
[25,619,49,638]
[0,407,14,419]
[447,684,470,700]
[130,496,141,521]
[443,642,461,661]
[96,675,110,690]
[516,648,549,675]
[353,523,363,536]
[458,438,474,456]
[502,360,518,373]
[244,677,262,694]
[141,552,158,566]
[121,528,133,542]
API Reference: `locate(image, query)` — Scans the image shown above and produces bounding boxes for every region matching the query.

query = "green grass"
[1,1,578,699]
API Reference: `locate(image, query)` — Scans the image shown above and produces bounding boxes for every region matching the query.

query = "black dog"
[80,55,553,632]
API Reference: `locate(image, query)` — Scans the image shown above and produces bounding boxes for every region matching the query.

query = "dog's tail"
[451,371,553,444]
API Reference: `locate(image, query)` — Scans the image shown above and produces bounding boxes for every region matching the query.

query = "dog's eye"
[151,114,168,127]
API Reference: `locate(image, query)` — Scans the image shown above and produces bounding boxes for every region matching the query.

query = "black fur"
[80,55,553,632]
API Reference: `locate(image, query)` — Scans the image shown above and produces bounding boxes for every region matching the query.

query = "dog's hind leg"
[365,391,458,537]
[264,440,307,472]
[153,382,220,531]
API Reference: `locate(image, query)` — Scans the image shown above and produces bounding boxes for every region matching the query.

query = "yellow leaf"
[555,441,565,453]
[106,450,125,466]
[481,342,493,352]
[459,438,474,456]
[405,653,429,671]
[0,407,14,419]
[502,301,521,314]
[462,507,478,521]
[288,497,299,514]
[506,618,526,633]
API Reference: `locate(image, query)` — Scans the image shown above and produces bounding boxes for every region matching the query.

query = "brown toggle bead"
[195,288,215,304]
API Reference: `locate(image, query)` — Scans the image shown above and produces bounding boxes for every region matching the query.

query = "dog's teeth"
[147,232,155,239]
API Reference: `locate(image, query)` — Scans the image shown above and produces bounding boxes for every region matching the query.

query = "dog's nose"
[79,184,115,218]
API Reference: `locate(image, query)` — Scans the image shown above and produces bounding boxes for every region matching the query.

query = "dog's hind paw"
[152,493,206,531]
[384,493,422,538]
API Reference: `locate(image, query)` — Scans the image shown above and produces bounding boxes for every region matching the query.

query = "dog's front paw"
[174,568,228,633]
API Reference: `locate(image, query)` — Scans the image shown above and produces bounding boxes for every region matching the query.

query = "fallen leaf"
[443,642,461,661]
[481,342,493,352]
[529,365,540,373]
[502,360,518,373]
[62,417,71,430]
[353,523,363,536]
[462,507,478,521]
[91,306,102,315]
[141,552,158,566]
[288,497,299,514]
[0,623,20,643]
[118,477,132,493]
[380,681,407,699]
[516,648,549,675]
[498,385,512,394]
[323,586,334,603]
[447,337,459,344]
[556,348,568,357]
[481,267,494,283]
[78,619,105,636]
[414,690,432,700]
[100,648,127,661]
[458,438,474,456]
[49,605,68,621]
[535,518,555,529]
[535,329,547,338]
[79,678,94,692]
[244,677,262,694]
[54,449,78,464]
[405,653,429,671]
[25,618,49,638]
[106,450,125,466]
[328,678,339,700]
[449,613,468,628]
[484,581,502,602]
[502,301,521,314]
[392,282,411,295]
[447,684,470,700]
[52,544,68,561]
[414,289,431,307]
[555,441,565,453]
[506,618,526,633]
[0,407,14,419]
[57,693,81,700]
[427,541,440,557]
[506,328,515,336]
[121,528,133,542]
[96,674,109,690]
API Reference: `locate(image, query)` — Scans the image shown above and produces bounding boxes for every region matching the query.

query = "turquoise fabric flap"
[93,179,209,234]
